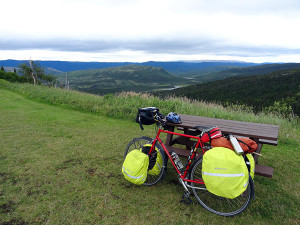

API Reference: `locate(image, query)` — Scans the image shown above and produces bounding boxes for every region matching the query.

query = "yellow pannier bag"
[246,153,255,180]
[202,147,249,199]
[122,150,149,185]
[141,144,163,176]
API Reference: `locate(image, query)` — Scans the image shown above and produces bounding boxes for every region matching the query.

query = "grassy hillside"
[194,63,300,83]
[0,80,299,224]
[157,68,300,116]
[56,65,191,95]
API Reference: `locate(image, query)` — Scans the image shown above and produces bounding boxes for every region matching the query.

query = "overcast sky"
[1,0,300,62]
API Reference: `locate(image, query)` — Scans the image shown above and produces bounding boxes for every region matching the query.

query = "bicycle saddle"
[194,126,222,142]
[194,126,216,133]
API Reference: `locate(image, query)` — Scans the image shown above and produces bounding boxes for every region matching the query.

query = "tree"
[18,60,56,85]
[19,60,41,85]
[0,70,19,82]
[1,66,5,72]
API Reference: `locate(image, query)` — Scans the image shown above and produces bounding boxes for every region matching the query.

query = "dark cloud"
[0,38,116,52]
[1,37,299,58]
[0,38,211,53]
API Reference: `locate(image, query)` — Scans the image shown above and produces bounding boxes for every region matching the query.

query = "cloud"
[1,0,300,62]
[1,37,299,58]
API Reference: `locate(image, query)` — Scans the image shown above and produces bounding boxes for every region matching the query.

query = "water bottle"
[171,152,184,171]
[229,134,244,155]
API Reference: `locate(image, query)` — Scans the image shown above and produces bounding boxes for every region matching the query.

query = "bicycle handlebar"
[154,113,167,128]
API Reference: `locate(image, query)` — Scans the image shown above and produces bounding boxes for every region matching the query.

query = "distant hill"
[194,63,300,82]
[141,61,258,76]
[156,68,300,116]
[57,65,191,95]
[0,59,258,75]
[0,59,131,74]
[0,60,67,75]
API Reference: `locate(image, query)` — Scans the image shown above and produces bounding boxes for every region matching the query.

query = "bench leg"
[184,128,192,150]
[165,126,174,148]
[254,143,263,164]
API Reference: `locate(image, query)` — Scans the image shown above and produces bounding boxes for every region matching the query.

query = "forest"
[156,68,300,117]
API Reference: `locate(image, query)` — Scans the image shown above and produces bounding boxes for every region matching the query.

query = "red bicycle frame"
[150,128,206,185]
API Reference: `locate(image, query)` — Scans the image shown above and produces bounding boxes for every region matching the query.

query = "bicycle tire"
[124,136,167,186]
[190,157,253,217]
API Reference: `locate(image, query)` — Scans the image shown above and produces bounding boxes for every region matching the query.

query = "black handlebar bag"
[136,107,159,127]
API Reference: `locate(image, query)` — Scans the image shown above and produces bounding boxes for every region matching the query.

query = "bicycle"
[124,109,254,217]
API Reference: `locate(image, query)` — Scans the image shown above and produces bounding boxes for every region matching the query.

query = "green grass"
[0,89,153,224]
[0,81,299,224]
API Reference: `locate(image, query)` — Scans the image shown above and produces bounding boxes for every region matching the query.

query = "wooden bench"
[164,114,279,178]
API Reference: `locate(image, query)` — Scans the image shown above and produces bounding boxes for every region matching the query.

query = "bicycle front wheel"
[124,136,167,186]
[190,157,254,217]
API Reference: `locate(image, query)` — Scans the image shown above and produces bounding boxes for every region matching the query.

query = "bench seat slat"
[255,164,274,178]
[259,139,278,145]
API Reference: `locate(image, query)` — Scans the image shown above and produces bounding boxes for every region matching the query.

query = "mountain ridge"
[0,59,259,74]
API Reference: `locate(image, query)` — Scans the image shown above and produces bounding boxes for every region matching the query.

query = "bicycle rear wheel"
[124,136,167,186]
[190,157,254,217]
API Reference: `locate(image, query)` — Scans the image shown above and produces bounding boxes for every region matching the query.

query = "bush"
[264,100,295,118]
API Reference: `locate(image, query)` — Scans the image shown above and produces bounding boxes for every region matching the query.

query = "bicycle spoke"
[124,137,167,186]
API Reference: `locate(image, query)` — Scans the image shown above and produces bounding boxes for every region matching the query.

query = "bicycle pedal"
[180,192,193,205]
